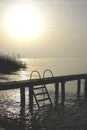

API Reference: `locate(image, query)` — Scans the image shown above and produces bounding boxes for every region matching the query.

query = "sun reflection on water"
[20,70,29,80]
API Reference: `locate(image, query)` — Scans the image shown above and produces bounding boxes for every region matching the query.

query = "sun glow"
[5,5,43,39]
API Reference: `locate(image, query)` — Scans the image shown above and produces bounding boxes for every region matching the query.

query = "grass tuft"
[0,54,26,74]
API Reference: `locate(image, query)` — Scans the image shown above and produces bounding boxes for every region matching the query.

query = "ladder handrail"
[30,70,41,80]
[43,69,54,78]
[43,69,53,106]
[30,70,42,109]
[30,70,44,88]
[30,70,46,109]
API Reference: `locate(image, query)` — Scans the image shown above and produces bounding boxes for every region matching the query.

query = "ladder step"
[37,98,50,102]
[35,92,47,96]
[33,86,45,90]
[39,104,52,109]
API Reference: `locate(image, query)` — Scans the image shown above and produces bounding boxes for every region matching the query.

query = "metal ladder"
[30,70,53,109]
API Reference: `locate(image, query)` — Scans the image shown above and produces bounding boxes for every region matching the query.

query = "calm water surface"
[0,58,87,129]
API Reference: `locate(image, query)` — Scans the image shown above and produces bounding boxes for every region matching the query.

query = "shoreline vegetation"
[0,54,26,74]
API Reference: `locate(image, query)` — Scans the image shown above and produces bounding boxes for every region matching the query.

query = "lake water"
[0,58,87,129]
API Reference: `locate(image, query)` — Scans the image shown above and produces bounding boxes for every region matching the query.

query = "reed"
[0,54,26,73]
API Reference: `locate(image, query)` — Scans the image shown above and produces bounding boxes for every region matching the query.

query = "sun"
[5,5,43,39]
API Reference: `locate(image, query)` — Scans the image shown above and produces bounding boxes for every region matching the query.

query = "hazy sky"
[0,0,87,58]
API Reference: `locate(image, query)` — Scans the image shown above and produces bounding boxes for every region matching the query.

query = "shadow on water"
[0,104,43,130]
[41,96,87,130]
[1,94,87,130]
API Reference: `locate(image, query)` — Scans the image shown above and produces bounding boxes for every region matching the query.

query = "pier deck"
[0,73,87,110]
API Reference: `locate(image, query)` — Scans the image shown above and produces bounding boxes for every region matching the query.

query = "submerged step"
[37,98,49,102]
[35,92,47,95]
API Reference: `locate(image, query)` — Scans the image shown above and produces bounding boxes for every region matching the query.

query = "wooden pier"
[0,73,87,110]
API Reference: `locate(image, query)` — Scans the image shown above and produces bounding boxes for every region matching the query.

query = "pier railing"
[0,73,87,110]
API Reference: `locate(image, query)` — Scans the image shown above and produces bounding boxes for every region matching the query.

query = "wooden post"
[55,82,59,106]
[61,81,65,103]
[20,87,25,107]
[84,79,87,97]
[29,86,33,111]
[77,79,81,96]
